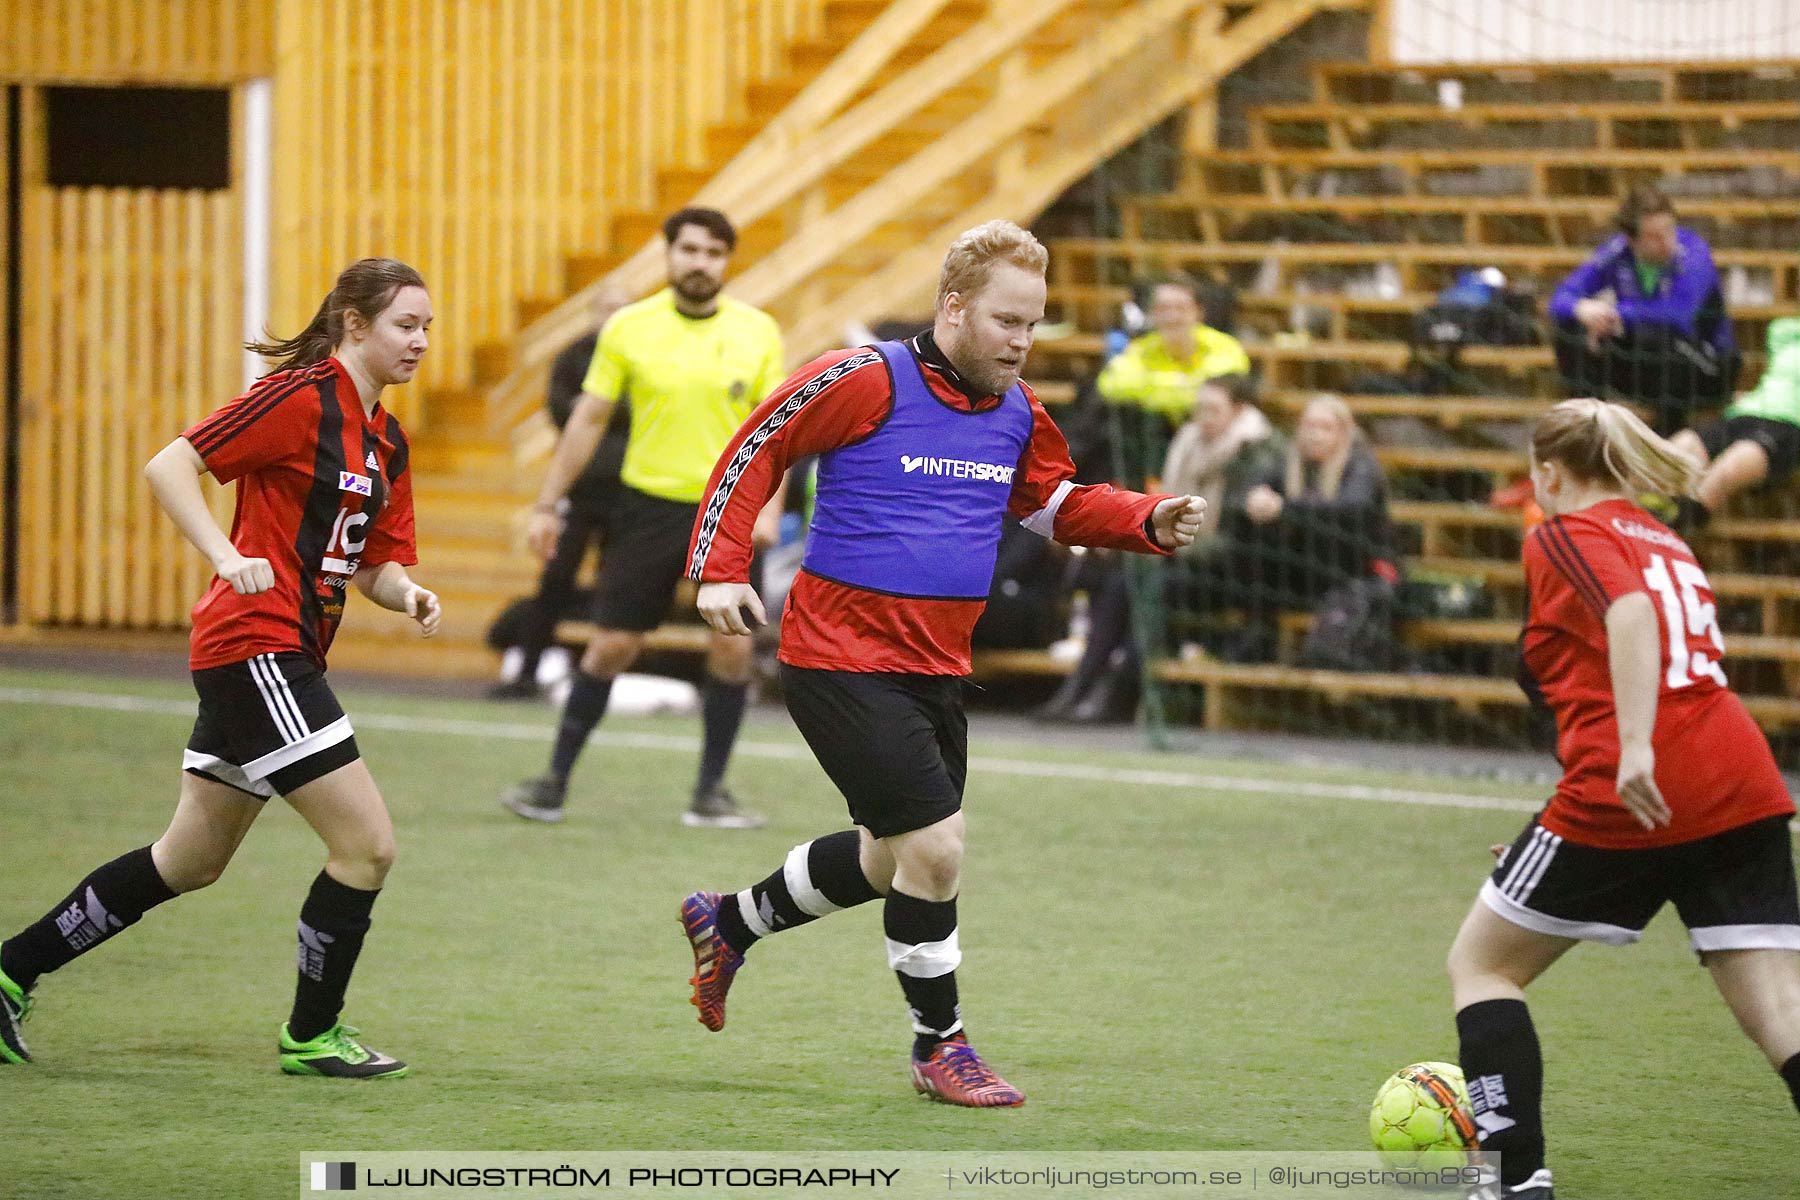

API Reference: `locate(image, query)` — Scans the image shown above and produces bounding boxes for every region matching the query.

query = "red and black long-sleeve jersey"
[686,333,1172,676]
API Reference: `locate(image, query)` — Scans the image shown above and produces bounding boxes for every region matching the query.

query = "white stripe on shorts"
[1479,878,1642,945]
[249,654,309,743]
[783,842,841,919]
[1501,826,1560,902]
[1689,924,1800,953]
[241,716,354,782]
[181,749,276,799]
[1513,829,1562,901]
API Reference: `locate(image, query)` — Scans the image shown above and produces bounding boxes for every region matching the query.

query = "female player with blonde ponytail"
[1445,399,1800,1200]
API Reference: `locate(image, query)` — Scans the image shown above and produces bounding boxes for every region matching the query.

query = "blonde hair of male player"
[1531,397,1700,498]
[935,220,1049,309]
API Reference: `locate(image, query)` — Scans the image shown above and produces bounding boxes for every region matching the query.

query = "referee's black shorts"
[590,486,700,632]
[183,652,362,798]
[780,665,967,839]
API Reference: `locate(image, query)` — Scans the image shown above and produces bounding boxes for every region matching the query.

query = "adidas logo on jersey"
[366,450,379,470]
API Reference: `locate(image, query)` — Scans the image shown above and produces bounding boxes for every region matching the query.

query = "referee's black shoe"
[500,775,568,823]
[683,787,766,829]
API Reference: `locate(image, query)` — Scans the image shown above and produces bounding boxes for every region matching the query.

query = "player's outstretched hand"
[526,509,564,560]
[405,585,442,637]
[1151,495,1208,550]
[216,552,275,595]
[1615,740,1672,830]
[697,582,766,636]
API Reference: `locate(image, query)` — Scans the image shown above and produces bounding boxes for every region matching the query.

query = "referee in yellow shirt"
[501,208,785,828]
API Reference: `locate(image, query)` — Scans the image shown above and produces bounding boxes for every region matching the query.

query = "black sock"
[0,846,177,992]
[287,871,380,1042]
[884,890,962,1060]
[1781,1051,1800,1115]
[694,676,749,799]
[714,830,882,955]
[1458,998,1546,1188]
[549,670,613,785]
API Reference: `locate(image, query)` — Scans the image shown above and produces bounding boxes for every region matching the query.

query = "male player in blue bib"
[677,220,1206,1106]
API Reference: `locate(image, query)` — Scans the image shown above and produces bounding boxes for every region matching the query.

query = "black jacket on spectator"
[549,332,633,508]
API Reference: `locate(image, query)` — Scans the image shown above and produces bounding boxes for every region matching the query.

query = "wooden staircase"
[333,0,1369,678]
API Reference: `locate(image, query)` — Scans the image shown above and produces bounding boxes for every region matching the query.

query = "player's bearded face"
[666,226,731,305]
[942,263,1046,396]
[359,286,432,386]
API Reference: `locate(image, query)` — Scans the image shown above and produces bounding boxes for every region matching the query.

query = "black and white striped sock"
[884,890,963,1059]
[714,830,881,955]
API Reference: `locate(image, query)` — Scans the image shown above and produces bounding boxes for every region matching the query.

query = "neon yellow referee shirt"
[582,288,785,503]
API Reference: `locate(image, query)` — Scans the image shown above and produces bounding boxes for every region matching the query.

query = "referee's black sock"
[548,670,613,786]
[694,675,749,799]
[1457,998,1546,1188]
[1780,1051,1800,1114]
[0,846,177,992]
[287,870,379,1043]
[714,830,882,955]
[884,890,963,1060]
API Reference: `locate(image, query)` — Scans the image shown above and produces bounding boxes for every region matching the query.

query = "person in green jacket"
[1670,315,1800,527]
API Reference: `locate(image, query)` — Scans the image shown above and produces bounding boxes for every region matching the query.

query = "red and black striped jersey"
[1521,498,1791,847]
[181,357,417,671]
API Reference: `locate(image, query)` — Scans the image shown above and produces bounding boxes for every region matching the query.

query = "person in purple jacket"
[1550,186,1739,433]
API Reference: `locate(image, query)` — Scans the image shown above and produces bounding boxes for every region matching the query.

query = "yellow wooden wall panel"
[267,1,822,422]
[19,178,240,628]
[0,0,272,83]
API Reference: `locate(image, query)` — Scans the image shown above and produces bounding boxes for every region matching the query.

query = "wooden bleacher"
[1019,57,1800,744]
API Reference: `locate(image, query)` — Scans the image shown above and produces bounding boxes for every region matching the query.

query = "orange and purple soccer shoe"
[910,1036,1025,1107]
[680,890,744,1032]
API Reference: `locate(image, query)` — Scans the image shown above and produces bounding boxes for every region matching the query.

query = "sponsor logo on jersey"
[1611,517,1689,555]
[339,472,372,496]
[899,454,1016,484]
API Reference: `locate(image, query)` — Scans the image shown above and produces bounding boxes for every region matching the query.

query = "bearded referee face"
[666,222,732,309]
[938,260,1046,397]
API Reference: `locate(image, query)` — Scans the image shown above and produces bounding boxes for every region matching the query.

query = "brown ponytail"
[248,257,426,376]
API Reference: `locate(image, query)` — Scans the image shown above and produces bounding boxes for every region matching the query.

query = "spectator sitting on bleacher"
[1550,185,1738,435]
[1096,276,1250,487]
[1039,373,1281,723]
[1230,395,1398,660]
[1668,315,1800,531]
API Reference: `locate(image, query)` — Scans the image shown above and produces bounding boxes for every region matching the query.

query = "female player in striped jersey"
[0,258,438,1078]
[1448,399,1800,1200]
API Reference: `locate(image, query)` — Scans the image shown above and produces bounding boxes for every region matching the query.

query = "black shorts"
[780,665,967,839]
[183,653,361,799]
[1481,815,1800,955]
[1697,414,1800,481]
[591,486,701,632]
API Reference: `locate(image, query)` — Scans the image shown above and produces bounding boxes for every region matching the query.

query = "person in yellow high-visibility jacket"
[1096,278,1251,422]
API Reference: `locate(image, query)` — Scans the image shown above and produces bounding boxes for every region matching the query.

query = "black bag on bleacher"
[1300,577,1410,674]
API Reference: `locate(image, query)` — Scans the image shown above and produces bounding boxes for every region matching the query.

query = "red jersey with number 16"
[180,357,418,671]
[1521,498,1791,848]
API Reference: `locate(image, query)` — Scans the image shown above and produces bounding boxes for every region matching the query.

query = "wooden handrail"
[729,0,1219,312]
[492,0,1078,423]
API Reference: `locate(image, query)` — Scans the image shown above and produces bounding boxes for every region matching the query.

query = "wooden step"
[566,251,626,293]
